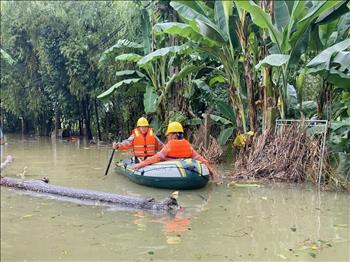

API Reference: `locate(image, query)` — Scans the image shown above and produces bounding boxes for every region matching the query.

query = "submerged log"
[0,176,178,212]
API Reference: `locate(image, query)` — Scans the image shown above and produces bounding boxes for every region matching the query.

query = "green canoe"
[114,158,210,190]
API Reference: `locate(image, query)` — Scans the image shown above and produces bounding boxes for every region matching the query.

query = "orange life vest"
[132,128,157,157]
[166,139,193,159]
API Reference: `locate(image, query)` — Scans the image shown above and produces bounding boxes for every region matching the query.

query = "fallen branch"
[231,125,349,191]
[1,155,14,172]
[0,176,178,212]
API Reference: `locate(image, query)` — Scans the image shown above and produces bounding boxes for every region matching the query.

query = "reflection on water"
[1,135,349,261]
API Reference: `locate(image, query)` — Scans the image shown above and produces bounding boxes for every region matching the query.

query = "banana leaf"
[97,78,142,100]
[143,85,159,113]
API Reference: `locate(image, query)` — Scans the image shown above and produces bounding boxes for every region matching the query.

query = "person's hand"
[112,142,120,150]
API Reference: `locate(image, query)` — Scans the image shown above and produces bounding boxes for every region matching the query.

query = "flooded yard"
[1,136,349,261]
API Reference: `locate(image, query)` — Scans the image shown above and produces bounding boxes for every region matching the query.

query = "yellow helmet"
[136,117,149,127]
[166,121,184,135]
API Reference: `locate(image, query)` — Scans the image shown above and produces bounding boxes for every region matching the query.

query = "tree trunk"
[203,113,210,149]
[82,98,93,140]
[79,117,83,137]
[0,176,178,212]
[85,99,93,140]
[94,98,102,141]
[54,108,60,138]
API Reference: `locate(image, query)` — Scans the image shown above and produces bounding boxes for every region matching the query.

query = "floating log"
[0,176,178,212]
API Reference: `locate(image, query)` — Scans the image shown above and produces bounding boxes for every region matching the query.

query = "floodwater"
[1,135,349,262]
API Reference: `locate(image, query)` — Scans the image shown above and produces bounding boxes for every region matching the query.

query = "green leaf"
[289,1,342,47]
[165,64,204,92]
[185,117,202,126]
[333,51,350,71]
[288,26,310,67]
[174,64,204,81]
[214,1,232,42]
[0,49,16,65]
[287,84,298,106]
[337,12,350,41]
[255,54,290,69]
[208,114,232,125]
[194,19,226,44]
[115,70,146,79]
[274,0,290,31]
[171,1,216,29]
[97,78,141,100]
[193,79,211,93]
[218,127,234,145]
[319,19,338,47]
[170,1,226,44]
[137,45,192,66]
[307,38,350,71]
[150,116,161,135]
[99,39,143,64]
[154,22,218,47]
[235,1,282,47]
[141,9,151,55]
[115,53,142,63]
[315,0,349,25]
[216,100,236,124]
[105,39,143,50]
[143,86,159,113]
[209,75,225,86]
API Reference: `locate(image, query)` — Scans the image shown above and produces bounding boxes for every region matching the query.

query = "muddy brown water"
[1,135,349,261]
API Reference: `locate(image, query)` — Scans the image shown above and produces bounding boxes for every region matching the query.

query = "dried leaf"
[333,224,348,228]
[166,236,182,245]
[21,214,34,219]
[277,254,287,260]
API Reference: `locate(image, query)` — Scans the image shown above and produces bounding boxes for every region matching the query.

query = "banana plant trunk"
[229,85,246,133]
[243,59,257,132]
[262,67,276,130]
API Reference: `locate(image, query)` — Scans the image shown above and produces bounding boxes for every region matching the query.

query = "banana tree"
[154,0,248,132]
[97,38,203,124]
[237,0,348,121]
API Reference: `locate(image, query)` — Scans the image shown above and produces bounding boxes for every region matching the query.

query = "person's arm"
[113,134,134,150]
[155,136,164,150]
[192,149,219,180]
[132,146,169,169]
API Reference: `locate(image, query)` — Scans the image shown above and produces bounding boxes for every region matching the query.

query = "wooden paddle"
[104,149,115,176]
[104,134,121,176]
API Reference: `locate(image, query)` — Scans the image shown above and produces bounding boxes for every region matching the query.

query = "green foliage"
[0,49,16,65]
[143,85,159,113]
[306,39,350,87]
[1,0,349,175]
[207,100,236,145]
[1,1,143,137]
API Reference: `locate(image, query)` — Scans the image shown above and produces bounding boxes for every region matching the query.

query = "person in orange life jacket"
[112,117,164,163]
[130,121,219,180]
